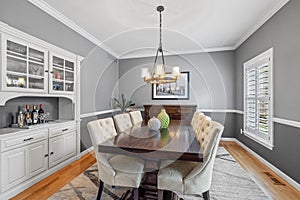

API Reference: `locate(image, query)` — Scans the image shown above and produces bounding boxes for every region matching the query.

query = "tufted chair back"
[191,112,200,130]
[113,113,133,132]
[87,117,117,145]
[87,118,118,181]
[183,121,224,194]
[193,113,205,137]
[129,111,143,125]
[196,116,211,145]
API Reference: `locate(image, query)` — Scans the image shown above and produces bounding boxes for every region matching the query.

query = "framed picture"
[152,71,190,100]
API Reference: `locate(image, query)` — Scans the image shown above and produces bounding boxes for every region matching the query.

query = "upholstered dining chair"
[195,115,211,140]
[129,111,143,125]
[157,119,224,200]
[191,111,205,132]
[113,113,133,132]
[87,117,145,200]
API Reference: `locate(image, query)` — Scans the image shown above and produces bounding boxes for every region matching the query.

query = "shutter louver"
[243,48,273,149]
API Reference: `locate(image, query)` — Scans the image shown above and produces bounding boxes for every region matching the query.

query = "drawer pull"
[23,137,34,142]
[62,128,69,132]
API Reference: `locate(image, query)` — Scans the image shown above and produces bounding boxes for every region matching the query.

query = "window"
[244,48,273,150]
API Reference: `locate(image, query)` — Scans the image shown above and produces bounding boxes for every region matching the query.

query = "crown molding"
[118,46,235,60]
[234,0,290,49]
[28,0,119,58]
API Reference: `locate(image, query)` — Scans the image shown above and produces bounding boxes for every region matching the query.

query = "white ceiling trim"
[119,46,235,60]
[28,0,290,59]
[28,0,119,58]
[234,0,290,49]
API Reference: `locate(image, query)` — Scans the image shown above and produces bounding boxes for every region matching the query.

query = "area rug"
[49,148,270,200]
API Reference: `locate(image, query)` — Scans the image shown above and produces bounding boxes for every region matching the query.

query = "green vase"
[157,109,170,129]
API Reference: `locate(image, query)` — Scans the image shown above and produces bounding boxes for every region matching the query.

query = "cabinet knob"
[50,71,54,74]
[45,70,49,73]
[45,154,49,157]
[50,152,54,155]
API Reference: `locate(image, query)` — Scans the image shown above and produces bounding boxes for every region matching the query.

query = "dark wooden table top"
[98,121,203,162]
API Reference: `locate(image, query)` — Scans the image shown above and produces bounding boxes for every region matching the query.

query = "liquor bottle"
[17,106,24,127]
[24,104,32,126]
[32,105,38,125]
[38,104,45,124]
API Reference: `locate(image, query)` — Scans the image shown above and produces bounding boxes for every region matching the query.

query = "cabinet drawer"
[49,123,76,138]
[0,129,48,153]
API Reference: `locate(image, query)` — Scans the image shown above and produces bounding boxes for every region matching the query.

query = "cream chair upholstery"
[195,116,211,141]
[191,111,200,131]
[129,111,143,125]
[87,117,145,200]
[158,120,224,200]
[113,113,133,132]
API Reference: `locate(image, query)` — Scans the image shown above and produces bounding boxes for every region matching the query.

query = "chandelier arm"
[161,46,165,66]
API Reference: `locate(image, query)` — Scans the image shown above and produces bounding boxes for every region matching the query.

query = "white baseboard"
[0,156,77,200]
[221,137,237,142]
[77,146,94,159]
[233,139,300,191]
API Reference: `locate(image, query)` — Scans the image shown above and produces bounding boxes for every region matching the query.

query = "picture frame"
[152,71,190,100]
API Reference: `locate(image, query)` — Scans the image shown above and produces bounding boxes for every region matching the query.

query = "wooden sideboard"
[144,105,197,124]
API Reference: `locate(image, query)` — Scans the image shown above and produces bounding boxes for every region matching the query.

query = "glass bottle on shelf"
[24,104,32,126]
[38,104,45,124]
[31,105,38,125]
[17,106,24,128]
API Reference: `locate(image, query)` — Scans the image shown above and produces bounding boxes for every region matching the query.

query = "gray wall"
[80,48,118,114]
[235,0,300,183]
[0,0,119,151]
[119,51,235,109]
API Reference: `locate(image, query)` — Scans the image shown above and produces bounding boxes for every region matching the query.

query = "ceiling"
[29,0,289,59]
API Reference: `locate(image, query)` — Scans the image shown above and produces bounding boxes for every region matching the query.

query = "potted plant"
[113,94,135,113]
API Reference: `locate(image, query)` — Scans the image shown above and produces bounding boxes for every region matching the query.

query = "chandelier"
[141,5,180,84]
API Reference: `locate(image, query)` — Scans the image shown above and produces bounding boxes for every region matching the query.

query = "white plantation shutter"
[244,48,273,149]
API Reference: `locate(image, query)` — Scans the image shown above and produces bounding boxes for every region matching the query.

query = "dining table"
[98,120,203,199]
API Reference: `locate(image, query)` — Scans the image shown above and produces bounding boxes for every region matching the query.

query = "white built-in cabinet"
[49,131,76,168]
[1,34,48,93]
[28,140,48,177]
[49,53,76,93]
[0,122,77,193]
[49,135,65,168]
[0,33,77,95]
[0,21,82,200]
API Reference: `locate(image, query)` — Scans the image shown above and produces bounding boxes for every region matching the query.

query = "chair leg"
[202,190,210,200]
[133,188,139,200]
[97,180,104,200]
[158,189,163,200]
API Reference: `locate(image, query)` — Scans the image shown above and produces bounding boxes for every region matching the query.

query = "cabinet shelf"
[6,50,26,58]
[52,63,63,69]
[28,74,44,79]
[7,54,27,62]
[53,78,64,82]
[7,71,27,77]
[29,58,44,65]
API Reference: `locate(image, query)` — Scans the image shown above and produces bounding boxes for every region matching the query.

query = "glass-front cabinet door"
[49,53,75,94]
[2,35,48,93]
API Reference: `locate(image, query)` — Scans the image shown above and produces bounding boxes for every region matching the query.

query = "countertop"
[0,120,75,136]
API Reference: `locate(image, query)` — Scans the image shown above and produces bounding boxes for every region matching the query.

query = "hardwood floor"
[11,142,300,200]
[220,141,300,200]
[11,152,96,200]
